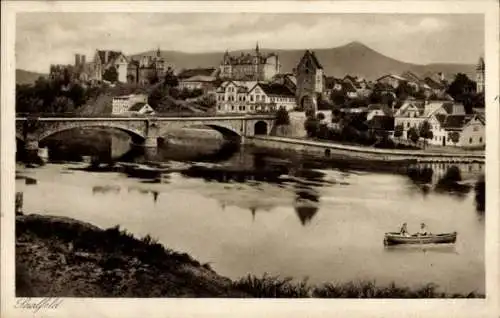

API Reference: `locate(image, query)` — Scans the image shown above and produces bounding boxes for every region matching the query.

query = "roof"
[343,81,357,92]
[368,116,395,130]
[376,74,407,82]
[367,104,393,116]
[422,101,446,117]
[254,83,295,97]
[181,75,217,83]
[442,115,474,130]
[400,71,421,82]
[325,76,342,89]
[177,68,216,79]
[434,114,447,125]
[423,77,443,90]
[128,102,149,111]
[299,50,323,70]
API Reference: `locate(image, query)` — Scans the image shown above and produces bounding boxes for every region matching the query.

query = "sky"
[16,13,484,73]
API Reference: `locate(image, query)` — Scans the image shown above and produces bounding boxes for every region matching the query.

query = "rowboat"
[383,232,457,246]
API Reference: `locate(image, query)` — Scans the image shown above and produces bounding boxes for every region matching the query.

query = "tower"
[255,42,260,56]
[476,57,485,93]
[156,46,161,58]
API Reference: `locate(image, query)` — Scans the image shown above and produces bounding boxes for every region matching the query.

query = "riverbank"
[16,213,484,298]
[248,136,485,164]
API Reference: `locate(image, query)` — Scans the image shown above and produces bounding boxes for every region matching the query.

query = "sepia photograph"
[2,1,499,318]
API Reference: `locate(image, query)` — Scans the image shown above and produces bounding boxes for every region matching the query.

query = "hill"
[16,69,47,86]
[132,42,475,81]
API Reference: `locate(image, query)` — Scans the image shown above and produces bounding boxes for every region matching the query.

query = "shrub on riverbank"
[233,275,483,298]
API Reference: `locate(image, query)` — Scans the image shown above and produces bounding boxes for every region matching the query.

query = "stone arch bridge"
[15,115,276,151]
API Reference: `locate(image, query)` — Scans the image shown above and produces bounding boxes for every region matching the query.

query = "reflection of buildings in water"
[413,162,484,185]
[127,186,160,204]
[92,185,121,195]
[295,205,318,226]
[294,185,320,226]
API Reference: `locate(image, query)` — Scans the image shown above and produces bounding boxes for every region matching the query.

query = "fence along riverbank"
[248,136,485,164]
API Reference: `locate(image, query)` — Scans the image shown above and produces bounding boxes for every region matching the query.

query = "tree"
[395,81,415,100]
[330,89,347,106]
[393,124,404,140]
[447,73,476,100]
[304,116,319,138]
[103,66,118,83]
[448,131,460,146]
[50,96,75,113]
[148,85,167,109]
[164,67,179,88]
[275,107,290,126]
[418,121,434,148]
[408,127,420,144]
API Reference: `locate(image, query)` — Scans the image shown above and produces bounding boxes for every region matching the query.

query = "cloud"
[16,13,483,73]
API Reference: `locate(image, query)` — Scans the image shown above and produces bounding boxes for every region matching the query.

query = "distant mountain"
[16,69,47,85]
[132,41,476,81]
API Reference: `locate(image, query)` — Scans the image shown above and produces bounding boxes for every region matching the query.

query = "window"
[469,137,473,144]
[406,122,410,128]
[250,95,254,102]
[231,106,235,111]
[480,137,483,143]
[473,126,479,132]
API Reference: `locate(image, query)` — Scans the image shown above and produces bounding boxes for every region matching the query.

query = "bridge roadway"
[15,115,276,152]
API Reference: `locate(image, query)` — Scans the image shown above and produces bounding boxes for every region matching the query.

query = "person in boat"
[417,223,429,236]
[399,223,410,237]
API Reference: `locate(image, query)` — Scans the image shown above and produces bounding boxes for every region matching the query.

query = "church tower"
[476,57,485,93]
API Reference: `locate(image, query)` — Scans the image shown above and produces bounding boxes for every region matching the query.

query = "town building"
[92,50,129,83]
[127,102,155,116]
[219,43,280,82]
[48,54,94,86]
[295,50,324,112]
[394,100,448,139]
[271,73,297,93]
[127,48,167,85]
[177,68,219,93]
[442,114,485,148]
[476,57,485,93]
[375,74,407,89]
[112,94,148,115]
[366,104,393,121]
[215,80,296,113]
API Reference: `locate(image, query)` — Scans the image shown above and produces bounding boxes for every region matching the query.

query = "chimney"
[105,51,109,63]
[75,54,80,67]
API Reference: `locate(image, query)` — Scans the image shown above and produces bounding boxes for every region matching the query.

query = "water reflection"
[92,185,121,195]
[405,164,482,199]
[127,186,160,204]
[384,245,459,255]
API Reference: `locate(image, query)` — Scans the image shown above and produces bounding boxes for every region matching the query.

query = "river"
[15,129,485,295]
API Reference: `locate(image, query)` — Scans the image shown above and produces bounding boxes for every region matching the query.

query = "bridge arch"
[37,123,146,144]
[254,121,268,135]
[204,124,241,139]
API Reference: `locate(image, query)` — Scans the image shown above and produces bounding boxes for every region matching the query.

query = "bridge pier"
[144,136,159,148]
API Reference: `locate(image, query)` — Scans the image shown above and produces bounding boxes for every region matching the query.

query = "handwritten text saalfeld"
[15,298,63,313]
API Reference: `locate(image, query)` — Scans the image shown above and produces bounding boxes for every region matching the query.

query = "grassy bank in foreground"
[16,213,484,298]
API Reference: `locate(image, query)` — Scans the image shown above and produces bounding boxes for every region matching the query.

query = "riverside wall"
[247,136,485,164]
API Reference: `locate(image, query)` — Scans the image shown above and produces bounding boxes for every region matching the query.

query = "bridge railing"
[16,111,277,119]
